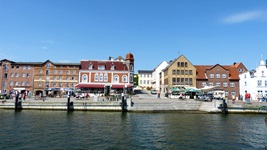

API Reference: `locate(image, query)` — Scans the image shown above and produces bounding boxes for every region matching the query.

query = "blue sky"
[0,0,267,72]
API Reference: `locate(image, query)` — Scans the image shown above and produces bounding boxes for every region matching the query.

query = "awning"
[75,84,105,88]
[111,84,133,89]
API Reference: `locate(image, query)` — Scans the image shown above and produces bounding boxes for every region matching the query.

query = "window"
[130,65,134,71]
[231,92,236,96]
[176,78,180,84]
[181,78,184,84]
[21,82,25,86]
[54,70,58,74]
[99,74,103,81]
[262,71,265,77]
[202,82,206,87]
[177,70,180,75]
[189,70,192,75]
[210,74,214,78]
[222,74,226,78]
[185,78,188,85]
[185,62,188,67]
[88,64,93,70]
[66,77,70,80]
[39,70,42,74]
[173,78,176,84]
[53,83,57,87]
[130,74,133,82]
[15,82,19,86]
[28,65,31,70]
[258,80,262,86]
[245,81,247,86]
[72,77,75,80]
[265,80,267,86]
[22,73,26,77]
[54,76,57,80]
[72,70,76,74]
[225,91,229,96]
[244,74,247,78]
[66,83,70,87]
[46,62,50,68]
[4,73,7,78]
[230,82,235,87]
[181,62,184,67]
[181,70,184,75]
[185,70,188,75]
[177,62,180,67]
[59,76,62,80]
[94,74,99,81]
[122,75,127,82]
[10,82,13,86]
[39,76,42,80]
[140,80,142,84]
[66,70,70,74]
[11,73,14,77]
[59,83,62,87]
[27,73,30,77]
[172,70,176,75]
[82,75,88,83]
[144,80,146,84]
[147,80,149,85]
[111,65,115,70]
[113,75,119,83]
[46,70,50,75]
[216,82,221,87]
[26,82,30,86]
[22,66,26,70]
[104,74,108,82]
[189,78,192,85]
[216,74,220,78]
[59,70,62,74]
[4,65,8,71]
[209,82,214,86]
[16,73,19,77]
[223,82,228,87]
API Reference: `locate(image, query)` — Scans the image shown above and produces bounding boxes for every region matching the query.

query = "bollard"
[222,99,228,114]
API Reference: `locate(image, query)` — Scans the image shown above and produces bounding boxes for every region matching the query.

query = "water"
[0,110,266,150]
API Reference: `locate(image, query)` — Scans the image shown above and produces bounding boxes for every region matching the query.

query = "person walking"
[245,91,251,104]
[232,95,235,104]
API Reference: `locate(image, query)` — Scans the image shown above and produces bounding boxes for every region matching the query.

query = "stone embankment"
[0,96,267,113]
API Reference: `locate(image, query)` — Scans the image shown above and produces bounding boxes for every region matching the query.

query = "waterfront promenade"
[1,95,267,113]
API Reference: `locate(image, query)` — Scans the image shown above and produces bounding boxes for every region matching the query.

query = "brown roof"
[80,60,129,71]
[195,64,240,80]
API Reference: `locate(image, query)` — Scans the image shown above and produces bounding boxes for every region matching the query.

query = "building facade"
[138,70,153,89]
[0,59,34,94]
[163,55,197,89]
[195,62,247,99]
[33,60,80,96]
[75,53,134,95]
[151,61,169,91]
[239,59,267,101]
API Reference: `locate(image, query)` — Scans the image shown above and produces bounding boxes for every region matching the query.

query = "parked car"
[150,89,157,94]
[170,91,185,100]
[196,93,213,102]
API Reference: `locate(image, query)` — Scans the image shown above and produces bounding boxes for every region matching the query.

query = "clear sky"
[0,0,267,72]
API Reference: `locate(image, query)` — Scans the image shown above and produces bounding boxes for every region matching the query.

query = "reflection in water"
[0,110,266,149]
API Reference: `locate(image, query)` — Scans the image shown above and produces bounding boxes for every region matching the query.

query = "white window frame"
[82,75,88,83]
[122,75,127,82]
[223,82,228,87]
[113,75,119,83]
[94,74,99,81]
[210,74,214,78]
[99,73,103,81]
[230,82,235,87]
[104,74,108,82]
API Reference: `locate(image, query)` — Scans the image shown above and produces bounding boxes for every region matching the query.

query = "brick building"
[195,62,248,99]
[75,53,134,95]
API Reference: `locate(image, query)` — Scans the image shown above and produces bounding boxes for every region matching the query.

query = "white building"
[151,61,169,91]
[138,70,153,89]
[239,59,267,101]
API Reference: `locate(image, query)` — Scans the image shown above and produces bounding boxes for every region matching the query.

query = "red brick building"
[75,53,134,95]
[195,62,248,99]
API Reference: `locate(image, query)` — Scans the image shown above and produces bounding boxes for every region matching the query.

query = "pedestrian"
[245,91,251,104]
[232,95,235,104]
[157,91,160,99]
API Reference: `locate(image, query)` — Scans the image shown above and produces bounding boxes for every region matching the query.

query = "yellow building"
[163,55,196,89]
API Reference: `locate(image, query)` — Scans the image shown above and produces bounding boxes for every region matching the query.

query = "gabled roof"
[138,70,153,74]
[195,64,240,80]
[163,54,195,71]
[80,60,129,71]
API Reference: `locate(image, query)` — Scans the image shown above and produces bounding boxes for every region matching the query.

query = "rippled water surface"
[0,110,266,149]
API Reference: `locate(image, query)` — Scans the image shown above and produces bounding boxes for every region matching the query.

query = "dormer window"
[111,64,115,70]
[89,64,93,70]
[46,62,50,68]
[98,65,105,70]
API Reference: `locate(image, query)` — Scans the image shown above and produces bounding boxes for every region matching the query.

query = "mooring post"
[67,91,70,111]
[121,93,126,112]
[222,99,228,114]
[15,92,19,110]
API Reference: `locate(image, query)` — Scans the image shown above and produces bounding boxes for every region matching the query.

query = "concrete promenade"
[0,96,267,113]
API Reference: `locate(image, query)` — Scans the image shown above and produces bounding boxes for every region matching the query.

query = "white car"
[150,90,157,94]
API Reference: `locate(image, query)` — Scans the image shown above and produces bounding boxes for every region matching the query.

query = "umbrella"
[201,86,216,92]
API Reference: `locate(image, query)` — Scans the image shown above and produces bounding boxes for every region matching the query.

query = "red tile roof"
[80,60,129,71]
